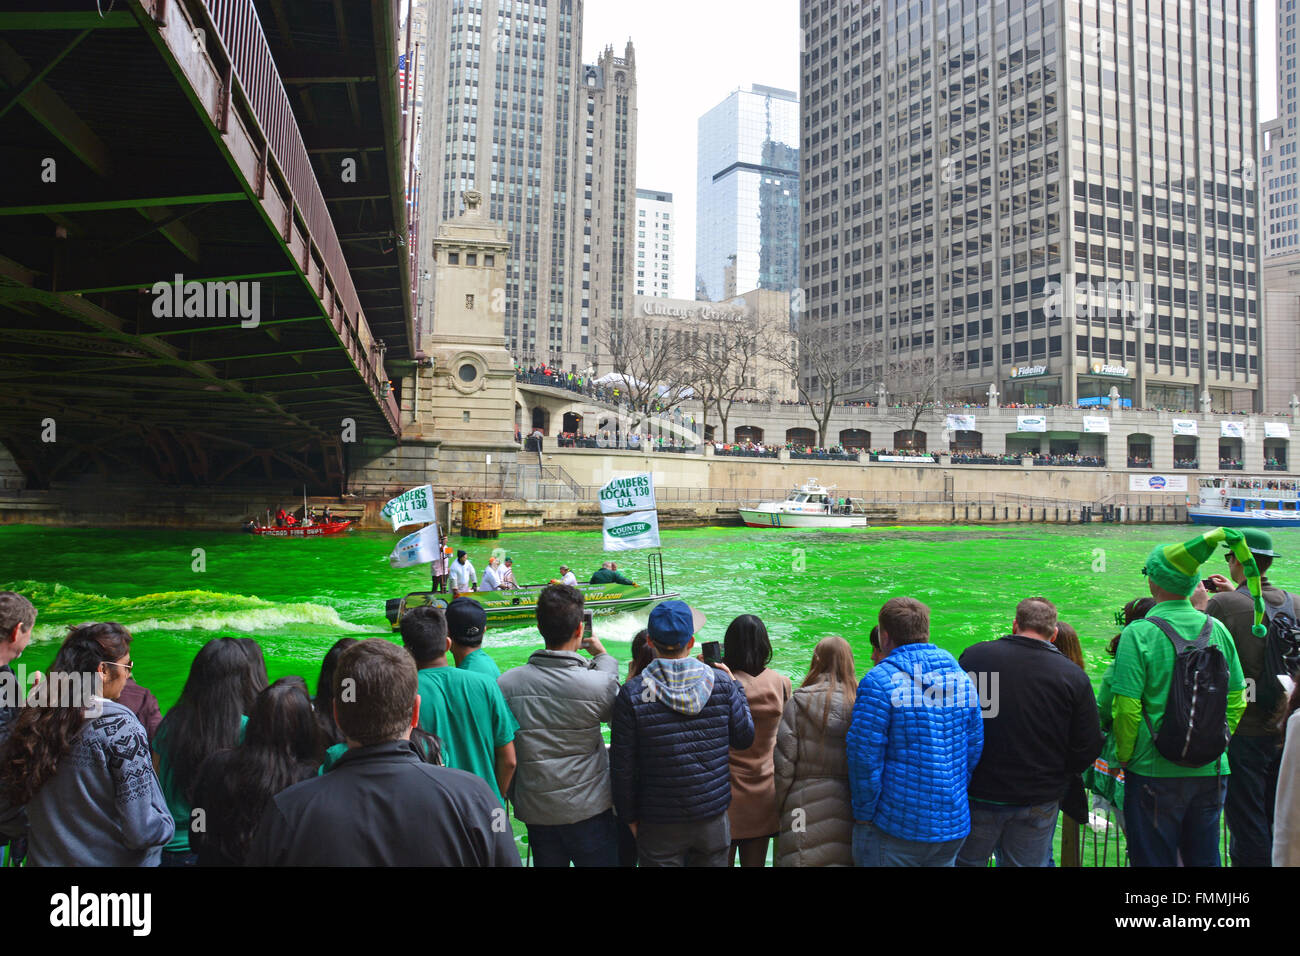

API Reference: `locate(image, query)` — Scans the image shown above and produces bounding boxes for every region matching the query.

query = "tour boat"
[738,479,870,529]
[1188,476,1300,528]
[246,519,354,538]
[385,554,678,628]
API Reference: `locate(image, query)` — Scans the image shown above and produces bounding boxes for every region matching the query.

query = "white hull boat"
[738,479,870,529]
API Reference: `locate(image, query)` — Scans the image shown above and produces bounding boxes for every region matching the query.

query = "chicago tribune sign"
[640,301,745,321]
[1010,365,1047,378]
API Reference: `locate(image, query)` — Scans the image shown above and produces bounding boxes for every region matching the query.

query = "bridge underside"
[0,2,405,491]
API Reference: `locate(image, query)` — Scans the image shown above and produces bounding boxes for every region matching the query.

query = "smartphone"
[702,640,722,664]
[1202,578,1215,592]
[582,611,594,642]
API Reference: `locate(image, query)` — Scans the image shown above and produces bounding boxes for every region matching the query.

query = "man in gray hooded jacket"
[611,600,754,867]
[497,584,621,866]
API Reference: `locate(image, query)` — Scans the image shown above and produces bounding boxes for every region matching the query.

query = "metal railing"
[200,0,399,430]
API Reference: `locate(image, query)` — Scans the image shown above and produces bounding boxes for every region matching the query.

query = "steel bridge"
[0,0,412,491]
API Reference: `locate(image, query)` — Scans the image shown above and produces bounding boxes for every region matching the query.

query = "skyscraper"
[1264,0,1299,256]
[696,85,800,302]
[635,188,674,297]
[567,43,638,372]
[800,0,1261,412]
[418,0,582,364]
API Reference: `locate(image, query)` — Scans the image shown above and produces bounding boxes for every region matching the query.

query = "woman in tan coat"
[773,636,857,867]
[724,615,792,867]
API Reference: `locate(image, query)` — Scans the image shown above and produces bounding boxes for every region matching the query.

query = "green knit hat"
[1144,527,1267,636]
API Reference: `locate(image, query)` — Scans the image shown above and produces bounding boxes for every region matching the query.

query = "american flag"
[398,52,407,93]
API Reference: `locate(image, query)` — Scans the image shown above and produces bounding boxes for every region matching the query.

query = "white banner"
[1016,415,1047,433]
[1128,475,1188,493]
[602,510,661,551]
[389,523,442,569]
[1220,421,1245,439]
[381,484,436,532]
[945,414,976,431]
[1082,416,1110,434]
[597,473,656,514]
[1171,419,1198,436]
[1266,423,1292,439]
[876,455,936,463]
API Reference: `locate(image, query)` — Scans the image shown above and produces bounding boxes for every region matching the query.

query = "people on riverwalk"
[956,598,1102,868]
[847,597,983,867]
[1205,528,1294,867]
[481,555,503,592]
[152,637,256,866]
[499,556,518,590]
[723,614,792,867]
[191,677,324,866]
[1112,529,1253,867]
[0,591,37,735]
[399,605,517,806]
[774,635,857,867]
[245,639,519,867]
[447,596,501,680]
[497,584,621,867]
[449,550,477,594]
[0,623,173,866]
[590,561,635,586]
[611,600,755,867]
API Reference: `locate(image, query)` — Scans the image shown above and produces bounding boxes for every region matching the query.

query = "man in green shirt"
[1112,528,1262,866]
[589,561,635,586]
[446,597,501,680]
[400,605,517,806]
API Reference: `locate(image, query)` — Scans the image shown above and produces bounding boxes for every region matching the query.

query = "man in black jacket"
[955,597,1102,867]
[246,639,519,867]
[611,601,754,867]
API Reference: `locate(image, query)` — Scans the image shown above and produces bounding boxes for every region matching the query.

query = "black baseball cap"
[446,597,488,646]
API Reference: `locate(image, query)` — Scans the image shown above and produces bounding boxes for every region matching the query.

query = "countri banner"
[1220,421,1245,439]
[389,523,441,569]
[597,473,656,514]
[1082,416,1110,434]
[602,510,661,551]
[381,484,436,531]
[945,414,976,431]
[1016,415,1047,432]
[1266,423,1292,439]
[1171,419,1198,436]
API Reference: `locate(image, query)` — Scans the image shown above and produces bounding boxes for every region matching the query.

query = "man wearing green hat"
[1111,527,1252,867]
[1206,528,1292,867]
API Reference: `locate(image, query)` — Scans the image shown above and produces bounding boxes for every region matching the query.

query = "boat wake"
[5,581,368,642]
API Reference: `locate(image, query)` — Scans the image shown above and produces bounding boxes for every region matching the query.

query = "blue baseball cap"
[647,600,706,648]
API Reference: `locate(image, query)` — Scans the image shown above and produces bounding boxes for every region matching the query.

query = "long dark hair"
[0,622,131,804]
[191,677,323,865]
[155,637,254,803]
[236,637,269,708]
[721,614,772,677]
[1109,597,1156,655]
[313,637,360,746]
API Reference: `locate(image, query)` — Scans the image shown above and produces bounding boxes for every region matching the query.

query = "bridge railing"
[197,0,399,430]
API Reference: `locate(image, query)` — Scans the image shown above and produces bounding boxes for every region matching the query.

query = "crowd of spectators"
[1032,454,1105,467]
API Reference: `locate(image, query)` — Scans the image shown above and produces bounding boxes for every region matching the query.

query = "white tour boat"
[1189,476,1300,528]
[738,479,870,529]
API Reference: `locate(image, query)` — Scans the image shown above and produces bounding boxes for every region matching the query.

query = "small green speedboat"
[385,581,678,629]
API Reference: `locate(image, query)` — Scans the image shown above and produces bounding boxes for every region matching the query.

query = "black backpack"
[1255,591,1300,716]
[1142,616,1230,768]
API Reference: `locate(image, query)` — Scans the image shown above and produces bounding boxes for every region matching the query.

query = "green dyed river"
[7,521,1297,706]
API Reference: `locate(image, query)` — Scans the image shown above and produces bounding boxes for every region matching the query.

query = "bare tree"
[684,309,772,443]
[880,353,954,447]
[592,315,694,417]
[769,323,878,448]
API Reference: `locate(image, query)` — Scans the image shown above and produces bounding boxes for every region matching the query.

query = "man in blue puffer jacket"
[611,600,755,866]
[847,597,984,866]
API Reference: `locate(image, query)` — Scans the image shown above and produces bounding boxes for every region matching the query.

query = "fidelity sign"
[1090,361,1129,377]
[1010,365,1048,378]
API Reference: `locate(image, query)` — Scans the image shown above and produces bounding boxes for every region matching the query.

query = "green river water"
[3,521,1289,865]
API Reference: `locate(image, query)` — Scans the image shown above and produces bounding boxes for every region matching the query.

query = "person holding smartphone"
[496,584,621,867]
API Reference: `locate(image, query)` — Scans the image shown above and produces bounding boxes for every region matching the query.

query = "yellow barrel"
[462,500,502,538]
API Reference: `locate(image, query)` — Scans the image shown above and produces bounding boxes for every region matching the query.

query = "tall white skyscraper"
[635,188,674,297]
[1265,0,1300,257]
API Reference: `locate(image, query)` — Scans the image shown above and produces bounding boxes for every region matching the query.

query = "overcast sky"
[581,1,1280,301]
